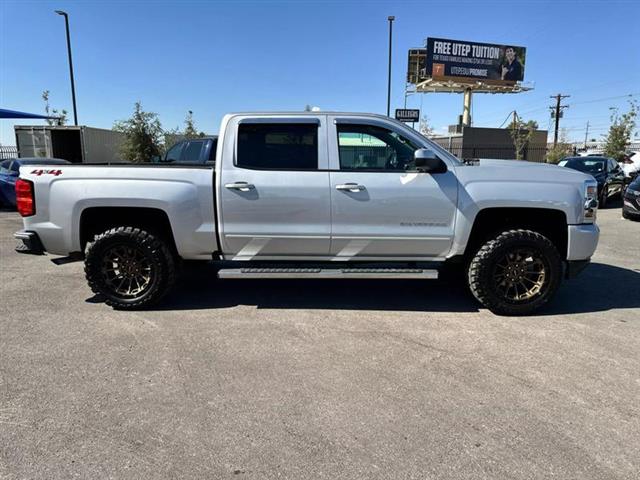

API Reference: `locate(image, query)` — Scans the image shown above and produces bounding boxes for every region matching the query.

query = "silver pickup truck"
[14,112,600,315]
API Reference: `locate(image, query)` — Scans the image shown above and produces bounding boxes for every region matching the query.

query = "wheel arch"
[462,207,568,260]
[79,206,179,257]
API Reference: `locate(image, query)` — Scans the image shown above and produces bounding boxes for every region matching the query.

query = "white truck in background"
[14,112,600,315]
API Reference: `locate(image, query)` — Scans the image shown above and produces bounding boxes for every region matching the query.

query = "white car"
[621,151,640,178]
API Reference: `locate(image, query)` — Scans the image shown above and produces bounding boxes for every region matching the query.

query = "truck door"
[327,118,457,259]
[218,117,331,259]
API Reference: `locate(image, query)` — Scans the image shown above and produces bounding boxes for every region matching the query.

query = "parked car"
[622,175,640,221]
[0,158,69,207]
[558,156,625,207]
[157,136,218,164]
[621,151,640,180]
[14,112,600,316]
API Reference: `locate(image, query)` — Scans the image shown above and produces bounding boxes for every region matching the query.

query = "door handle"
[225,182,255,191]
[336,183,366,192]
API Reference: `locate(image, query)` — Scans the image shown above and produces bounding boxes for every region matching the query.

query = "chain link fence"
[0,146,19,160]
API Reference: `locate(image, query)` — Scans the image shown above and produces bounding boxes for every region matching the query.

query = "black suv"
[559,156,625,207]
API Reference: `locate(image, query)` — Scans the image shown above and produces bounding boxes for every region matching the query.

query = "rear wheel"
[467,229,563,316]
[84,227,176,309]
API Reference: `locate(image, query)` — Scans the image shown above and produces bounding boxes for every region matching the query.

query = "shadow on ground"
[87,261,640,316]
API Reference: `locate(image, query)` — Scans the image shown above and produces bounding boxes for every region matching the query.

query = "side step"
[217,267,438,279]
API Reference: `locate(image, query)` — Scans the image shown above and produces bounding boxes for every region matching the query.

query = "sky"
[1,0,639,146]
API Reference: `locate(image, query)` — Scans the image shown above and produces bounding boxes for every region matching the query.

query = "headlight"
[583,180,598,222]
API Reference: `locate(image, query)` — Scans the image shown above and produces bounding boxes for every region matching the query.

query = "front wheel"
[467,230,563,316]
[84,227,176,309]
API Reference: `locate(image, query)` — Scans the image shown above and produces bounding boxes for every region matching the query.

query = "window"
[165,142,184,162]
[609,159,620,171]
[337,124,419,171]
[0,160,13,174]
[180,140,205,162]
[237,124,318,170]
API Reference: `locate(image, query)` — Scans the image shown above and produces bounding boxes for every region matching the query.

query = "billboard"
[422,38,526,83]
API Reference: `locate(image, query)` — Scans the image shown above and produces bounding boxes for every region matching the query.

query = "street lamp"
[55,10,78,125]
[386,16,395,117]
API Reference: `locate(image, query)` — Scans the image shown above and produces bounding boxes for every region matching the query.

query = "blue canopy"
[0,108,57,120]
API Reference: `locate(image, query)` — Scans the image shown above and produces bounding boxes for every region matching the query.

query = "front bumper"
[567,223,599,261]
[14,230,45,255]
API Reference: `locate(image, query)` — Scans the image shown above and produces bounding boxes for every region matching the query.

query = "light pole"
[386,16,395,117]
[55,10,78,125]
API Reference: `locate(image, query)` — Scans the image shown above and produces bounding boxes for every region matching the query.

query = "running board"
[217,267,438,279]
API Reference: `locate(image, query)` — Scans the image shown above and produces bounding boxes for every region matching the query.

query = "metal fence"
[0,146,18,160]
[431,138,549,162]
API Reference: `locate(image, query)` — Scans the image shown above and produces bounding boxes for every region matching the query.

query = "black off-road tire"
[84,227,176,310]
[467,229,563,316]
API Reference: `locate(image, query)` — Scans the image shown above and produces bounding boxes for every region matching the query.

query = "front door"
[328,119,458,259]
[219,117,331,260]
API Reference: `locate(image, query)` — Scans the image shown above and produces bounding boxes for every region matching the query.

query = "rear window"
[237,124,318,170]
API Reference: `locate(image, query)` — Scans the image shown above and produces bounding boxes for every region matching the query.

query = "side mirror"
[151,155,161,163]
[414,149,447,173]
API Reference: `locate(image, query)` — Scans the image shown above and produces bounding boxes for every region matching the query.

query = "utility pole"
[386,16,395,116]
[584,121,590,149]
[550,94,570,146]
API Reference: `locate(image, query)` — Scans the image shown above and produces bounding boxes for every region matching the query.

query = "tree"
[42,90,68,126]
[508,115,538,160]
[545,128,572,164]
[419,115,434,137]
[113,102,164,163]
[183,110,204,139]
[603,100,638,161]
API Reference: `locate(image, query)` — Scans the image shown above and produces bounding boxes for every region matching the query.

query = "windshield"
[563,157,606,174]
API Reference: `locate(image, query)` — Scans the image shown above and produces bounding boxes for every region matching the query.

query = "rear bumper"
[14,230,45,255]
[567,223,599,261]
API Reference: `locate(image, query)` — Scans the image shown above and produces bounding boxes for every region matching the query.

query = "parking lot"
[1,205,639,479]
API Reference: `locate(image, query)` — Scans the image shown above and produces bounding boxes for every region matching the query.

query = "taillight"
[15,179,36,217]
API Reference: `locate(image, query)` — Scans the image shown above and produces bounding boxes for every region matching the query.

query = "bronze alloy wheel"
[101,244,154,298]
[468,229,563,316]
[493,247,547,303]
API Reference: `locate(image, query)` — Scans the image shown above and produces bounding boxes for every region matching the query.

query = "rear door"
[327,117,457,259]
[218,116,331,259]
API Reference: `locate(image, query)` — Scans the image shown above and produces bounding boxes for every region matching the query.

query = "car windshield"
[563,157,606,174]
[0,160,13,174]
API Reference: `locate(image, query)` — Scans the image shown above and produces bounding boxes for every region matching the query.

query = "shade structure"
[0,108,57,120]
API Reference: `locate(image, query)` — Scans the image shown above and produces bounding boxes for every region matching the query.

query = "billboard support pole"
[462,88,472,126]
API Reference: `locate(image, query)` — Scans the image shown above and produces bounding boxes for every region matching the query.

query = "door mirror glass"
[414,149,447,173]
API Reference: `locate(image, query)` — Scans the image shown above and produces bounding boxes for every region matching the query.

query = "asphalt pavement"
[1,204,639,479]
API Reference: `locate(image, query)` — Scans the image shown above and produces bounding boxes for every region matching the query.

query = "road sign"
[395,109,420,122]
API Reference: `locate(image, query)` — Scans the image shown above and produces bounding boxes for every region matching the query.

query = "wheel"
[599,186,608,208]
[467,230,563,316]
[84,227,176,309]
